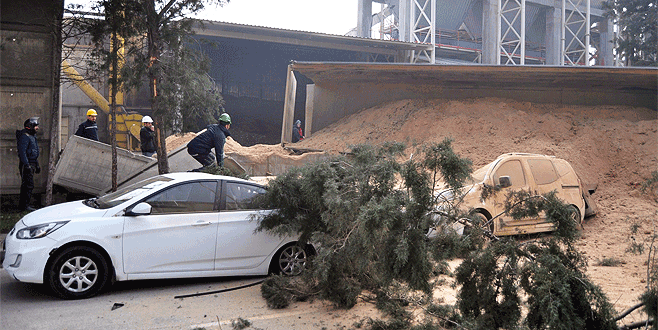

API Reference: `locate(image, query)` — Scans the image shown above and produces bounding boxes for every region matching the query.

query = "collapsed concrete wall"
[114,135,330,193]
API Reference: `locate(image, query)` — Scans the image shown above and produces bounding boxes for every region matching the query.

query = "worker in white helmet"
[140,116,156,157]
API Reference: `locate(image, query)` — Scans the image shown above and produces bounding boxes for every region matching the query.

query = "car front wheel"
[469,212,494,234]
[270,244,309,276]
[47,246,110,299]
[568,205,582,225]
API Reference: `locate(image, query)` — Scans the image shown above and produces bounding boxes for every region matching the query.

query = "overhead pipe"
[61,59,110,113]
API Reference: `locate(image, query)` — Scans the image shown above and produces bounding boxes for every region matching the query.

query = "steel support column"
[561,0,590,65]
[497,0,526,65]
[357,0,373,38]
[409,0,436,63]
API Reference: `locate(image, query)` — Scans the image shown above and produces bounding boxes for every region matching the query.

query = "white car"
[2,173,311,299]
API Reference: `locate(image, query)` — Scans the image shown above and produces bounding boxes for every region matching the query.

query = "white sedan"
[2,173,311,299]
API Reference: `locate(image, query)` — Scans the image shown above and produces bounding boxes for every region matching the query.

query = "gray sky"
[65,0,361,36]
[195,0,359,35]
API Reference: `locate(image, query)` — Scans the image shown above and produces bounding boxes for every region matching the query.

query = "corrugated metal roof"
[194,20,433,56]
[435,0,477,30]
[290,61,658,96]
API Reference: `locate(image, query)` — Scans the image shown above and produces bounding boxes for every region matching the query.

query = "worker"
[292,119,304,143]
[75,109,99,141]
[140,116,157,157]
[16,117,40,212]
[187,113,232,170]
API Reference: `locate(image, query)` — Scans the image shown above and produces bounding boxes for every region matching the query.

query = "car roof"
[496,153,558,160]
[160,172,262,186]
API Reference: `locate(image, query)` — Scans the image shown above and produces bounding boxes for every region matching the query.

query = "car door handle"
[192,221,212,226]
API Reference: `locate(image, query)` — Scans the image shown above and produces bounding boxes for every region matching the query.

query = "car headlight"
[15,221,69,239]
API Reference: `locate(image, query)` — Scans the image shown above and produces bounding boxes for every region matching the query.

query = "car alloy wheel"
[58,255,98,293]
[275,244,308,276]
[48,246,110,299]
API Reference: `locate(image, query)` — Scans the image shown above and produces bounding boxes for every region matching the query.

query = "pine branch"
[615,302,645,321]
[618,318,654,330]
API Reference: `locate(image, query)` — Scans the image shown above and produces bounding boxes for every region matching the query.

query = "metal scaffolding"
[409,0,436,63]
[562,0,591,65]
[497,0,526,65]
[357,0,603,66]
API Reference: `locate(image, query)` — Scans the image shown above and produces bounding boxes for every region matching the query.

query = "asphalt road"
[1,267,370,330]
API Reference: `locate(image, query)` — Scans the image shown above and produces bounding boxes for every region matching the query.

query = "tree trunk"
[110,31,119,191]
[145,0,169,174]
[154,114,169,174]
[45,0,64,206]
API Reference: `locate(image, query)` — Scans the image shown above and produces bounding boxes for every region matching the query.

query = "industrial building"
[2,0,656,196]
[351,0,615,66]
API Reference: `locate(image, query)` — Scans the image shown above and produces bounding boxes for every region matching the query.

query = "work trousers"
[191,152,216,167]
[18,163,35,210]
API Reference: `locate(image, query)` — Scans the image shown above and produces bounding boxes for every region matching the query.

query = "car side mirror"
[126,202,152,216]
[498,176,512,188]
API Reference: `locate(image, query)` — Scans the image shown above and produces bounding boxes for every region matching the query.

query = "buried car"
[2,173,311,299]
[436,153,597,237]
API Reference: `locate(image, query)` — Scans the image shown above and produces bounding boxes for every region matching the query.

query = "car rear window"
[225,183,267,210]
[528,159,559,185]
[553,159,572,177]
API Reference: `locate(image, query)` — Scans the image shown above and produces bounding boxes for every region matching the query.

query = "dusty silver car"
[438,153,597,236]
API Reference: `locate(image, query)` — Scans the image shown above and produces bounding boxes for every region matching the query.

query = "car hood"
[20,201,108,226]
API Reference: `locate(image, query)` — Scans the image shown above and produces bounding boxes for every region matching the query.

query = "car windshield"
[94,176,173,209]
[467,161,495,184]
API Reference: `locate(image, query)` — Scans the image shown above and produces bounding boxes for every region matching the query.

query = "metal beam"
[61,59,110,113]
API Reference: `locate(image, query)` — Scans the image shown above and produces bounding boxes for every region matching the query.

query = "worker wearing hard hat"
[75,109,99,141]
[140,116,157,157]
[16,117,40,212]
[292,119,305,143]
[187,113,232,170]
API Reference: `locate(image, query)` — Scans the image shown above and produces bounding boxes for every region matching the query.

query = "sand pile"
[165,131,326,176]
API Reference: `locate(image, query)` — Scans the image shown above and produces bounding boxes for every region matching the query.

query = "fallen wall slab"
[53,135,155,195]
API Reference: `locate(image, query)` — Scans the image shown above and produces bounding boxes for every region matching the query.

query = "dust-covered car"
[2,173,312,299]
[435,153,597,236]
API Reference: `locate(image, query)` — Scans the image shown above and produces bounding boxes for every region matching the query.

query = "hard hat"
[142,116,153,123]
[23,117,39,128]
[295,120,301,126]
[86,109,98,116]
[219,113,231,124]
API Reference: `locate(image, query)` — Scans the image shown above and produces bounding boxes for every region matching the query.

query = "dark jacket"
[187,124,231,165]
[75,119,99,141]
[140,126,157,153]
[292,126,304,143]
[16,129,39,165]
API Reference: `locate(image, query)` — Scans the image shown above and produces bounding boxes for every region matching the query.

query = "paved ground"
[1,259,376,330]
